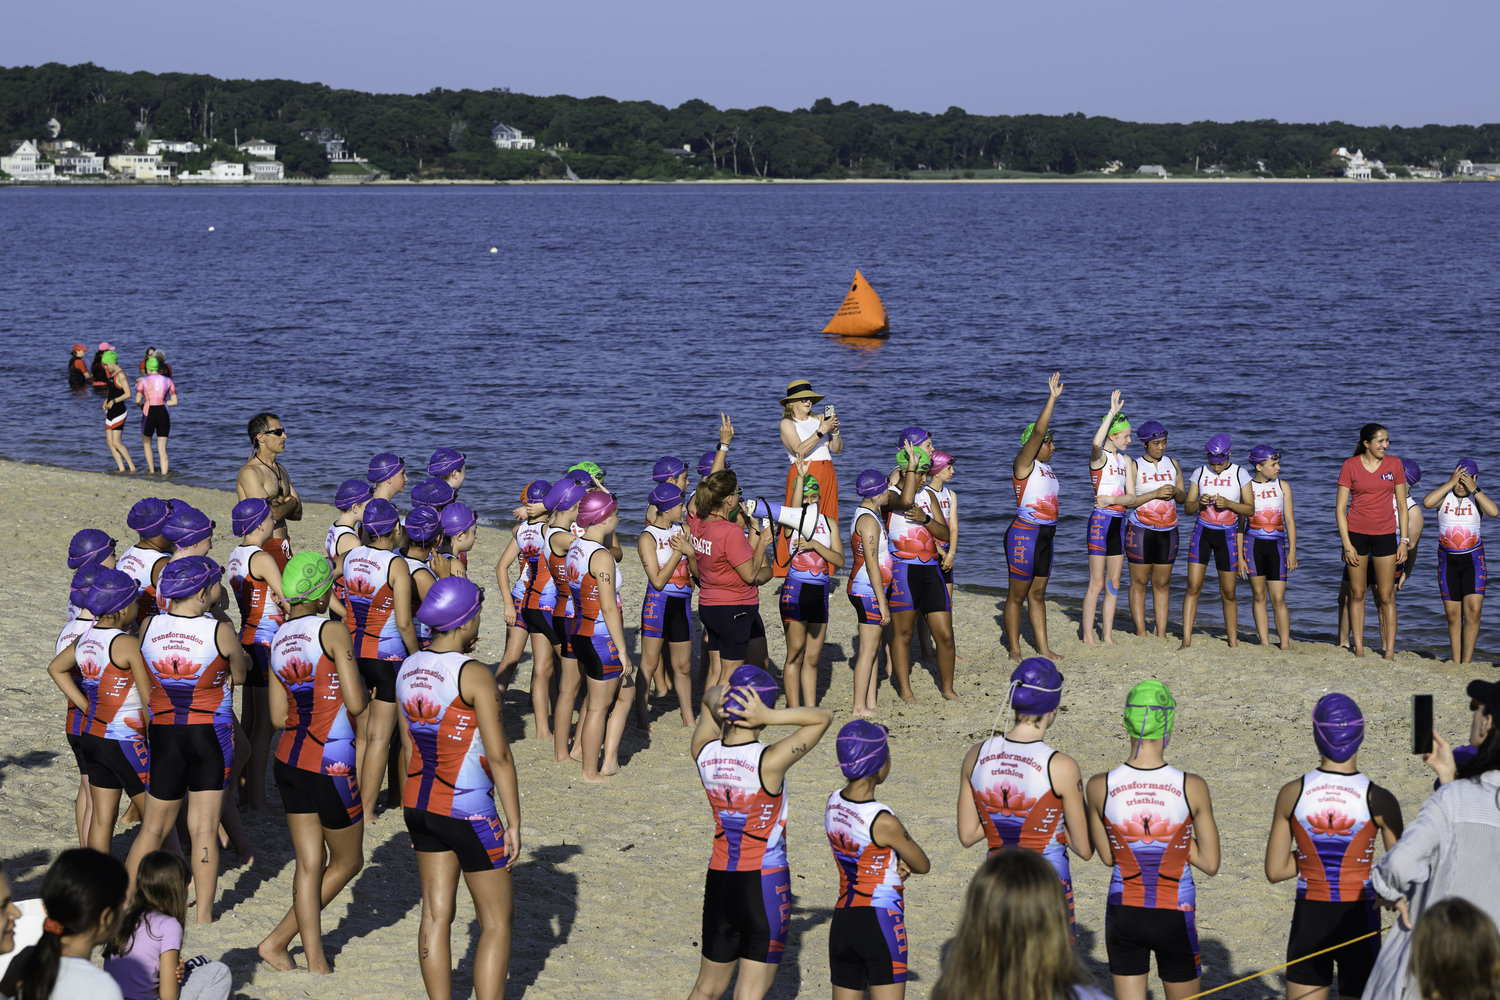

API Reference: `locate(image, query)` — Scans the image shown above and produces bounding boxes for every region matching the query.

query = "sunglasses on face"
[263,428,286,437]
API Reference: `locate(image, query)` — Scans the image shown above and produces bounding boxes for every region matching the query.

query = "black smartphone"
[1411,694,1433,755]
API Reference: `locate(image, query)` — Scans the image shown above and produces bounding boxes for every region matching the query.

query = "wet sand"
[1,458,1485,998]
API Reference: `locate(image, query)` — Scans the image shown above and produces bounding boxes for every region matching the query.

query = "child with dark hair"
[103,853,230,1000]
[6,848,128,1000]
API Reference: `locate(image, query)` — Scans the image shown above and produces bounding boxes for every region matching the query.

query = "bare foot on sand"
[601,760,621,777]
[941,689,961,702]
[898,690,918,704]
[581,771,609,784]
[853,707,878,718]
[533,730,553,741]
[1040,649,1064,661]
[1008,648,1024,662]
[257,940,297,972]
[1082,634,1098,646]
[1101,635,1117,646]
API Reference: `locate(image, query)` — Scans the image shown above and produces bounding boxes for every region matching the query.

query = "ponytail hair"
[1354,423,1387,457]
[695,470,739,520]
[13,849,127,1000]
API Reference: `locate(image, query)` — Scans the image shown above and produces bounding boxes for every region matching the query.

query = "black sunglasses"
[263,428,286,437]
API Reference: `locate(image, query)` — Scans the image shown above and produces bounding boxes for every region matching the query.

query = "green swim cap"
[896,448,932,473]
[1109,414,1131,436]
[145,356,160,371]
[569,461,604,479]
[282,552,335,603]
[801,474,820,496]
[1124,680,1177,741]
[101,350,119,365]
[1021,423,1054,446]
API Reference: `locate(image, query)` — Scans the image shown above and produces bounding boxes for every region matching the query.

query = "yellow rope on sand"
[1179,930,1381,1000]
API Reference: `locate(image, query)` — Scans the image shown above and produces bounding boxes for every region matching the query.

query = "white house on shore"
[1333,147,1384,180]
[491,123,536,149]
[181,161,245,181]
[55,151,106,175]
[147,139,202,155]
[1456,160,1500,178]
[238,138,277,160]
[2,140,58,180]
[109,153,175,180]
[300,129,363,162]
[1136,164,1170,177]
[248,161,285,181]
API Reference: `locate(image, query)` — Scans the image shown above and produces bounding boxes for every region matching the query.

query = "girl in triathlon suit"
[47,569,151,856]
[134,356,177,476]
[494,481,553,704]
[930,850,1112,1000]
[1241,445,1299,650]
[1083,392,1135,646]
[1086,681,1220,1000]
[398,578,521,1000]
[691,470,774,688]
[119,497,174,622]
[848,469,896,717]
[567,490,636,782]
[1180,434,1252,650]
[431,502,477,582]
[1334,423,1409,659]
[957,658,1092,940]
[930,451,959,597]
[100,350,137,473]
[59,565,104,846]
[343,498,418,821]
[688,667,832,1000]
[1123,421,1185,638]
[326,479,373,621]
[124,557,248,924]
[427,448,466,493]
[1004,372,1064,663]
[884,428,956,702]
[1423,459,1498,663]
[540,476,588,762]
[1264,694,1403,1000]
[638,481,696,727]
[226,497,288,818]
[258,553,367,975]
[780,463,845,709]
[825,721,930,1000]
[401,506,442,650]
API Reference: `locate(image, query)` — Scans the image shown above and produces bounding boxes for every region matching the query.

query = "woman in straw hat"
[777,379,842,576]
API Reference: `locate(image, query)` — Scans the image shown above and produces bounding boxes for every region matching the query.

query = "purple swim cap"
[899,426,930,448]
[417,577,484,632]
[1205,433,1232,459]
[362,498,401,537]
[440,501,477,537]
[427,448,466,478]
[411,477,456,509]
[1138,420,1168,443]
[334,479,374,511]
[1248,445,1281,465]
[1458,458,1480,479]
[542,477,588,513]
[1312,693,1365,763]
[367,453,405,484]
[564,469,594,487]
[71,564,108,608]
[524,479,552,503]
[67,529,116,570]
[157,556,223,600]
[1008,658,1064,714]
[126,498,173,537]
[576,490,619,530]
[1403,459,1422,486]
[650,482,685,509]
[653,456,687,483]
[404,505,443,545]
[162,506,214,548]
[855,469,889,498]
[86,568,139,617]
[231,497,271,537]
[725,665,780,722]
[836,720,890,780]
[698,451,728,477]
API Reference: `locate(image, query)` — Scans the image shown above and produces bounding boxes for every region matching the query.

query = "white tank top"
[1247,479,1286,538]
[886,486,941,565]
[787,513,836,583]
[1014,460,1060,525]
[513,520,547,597]
[1291,769,1376,902]
[1193,464,1246,529]
[969,737,1069,868]
[849,507,893,593]
[1437,491,1483,552]
[57,616,92,654]
[1130,456,1181,529]
[1092,450,1130,514]
[643,524,692,595]
[116,544,167,613]
[825,792,903,909]
[326,523,358,562]
[934,487,955,554]
[696,739,788,871]
[75,625,146,738]
[1102,763,1195,910]
[786,416,832,463]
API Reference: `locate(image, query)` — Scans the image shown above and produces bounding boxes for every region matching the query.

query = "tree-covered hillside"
[3,62,1497,180]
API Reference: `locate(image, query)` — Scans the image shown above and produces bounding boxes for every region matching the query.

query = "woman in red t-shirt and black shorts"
[1335,423,1410,659]
[690,470,773,688]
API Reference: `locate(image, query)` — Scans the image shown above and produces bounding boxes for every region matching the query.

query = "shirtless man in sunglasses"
[236,411,303,541]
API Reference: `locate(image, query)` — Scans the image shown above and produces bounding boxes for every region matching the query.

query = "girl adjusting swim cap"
[523,479,552,504]
[157,556,222,600]
[282,552,336,603]
[836,720,889,780]
[86,568,140,617]
[231,497,272,537]
[724,665,780,722]
[855,469,889,498]
[67,529,116,570]
[334,479,374,511]
[576,490,618,529]
[1311,693,1365,763]
[417,577,484,632]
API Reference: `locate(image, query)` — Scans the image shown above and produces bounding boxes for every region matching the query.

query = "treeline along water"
[2,183,1496,656]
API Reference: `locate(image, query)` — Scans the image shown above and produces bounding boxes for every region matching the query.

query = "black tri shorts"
[1106,902,1201,983]
[701,868,791,966]
[1285,897,1380,996]
[699,604,764,661]
[1348,530,1398,559]
[357,656,398,703]
[148,723,234,800]
[78,733,149,798]
[404,806,511,873]
[520,607,559,644]
[273,758,361,830]
[828,905,908,989]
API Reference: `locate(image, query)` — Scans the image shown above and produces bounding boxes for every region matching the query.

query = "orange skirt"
[773,460,838,577]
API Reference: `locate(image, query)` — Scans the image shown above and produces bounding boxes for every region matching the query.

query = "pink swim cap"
[576,490,618,529]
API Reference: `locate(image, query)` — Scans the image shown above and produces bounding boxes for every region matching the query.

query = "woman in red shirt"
[691,470,773,688]
[1335,423,1410,659]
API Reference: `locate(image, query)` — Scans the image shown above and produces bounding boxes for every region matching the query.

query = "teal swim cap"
[1124,679,1177,746]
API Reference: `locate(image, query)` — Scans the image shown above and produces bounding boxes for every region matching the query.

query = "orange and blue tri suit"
[1102,762,1196,910]
[698,739,789,872]
[969,735,1074,932]
[825,791,909,987]
[140,613,234,726]
[342,546,405,660]
[1008,461,1060,583]
[227,541,288,647]
[116,544,168,620]
[847,507,894,626]
[885,487,951,616]
[1291,769,1377,903]
[566,537,624,679]
[270,616,361,823]
[74,625,150,793]
[512,520,554,616]
[1089,450,1130,557]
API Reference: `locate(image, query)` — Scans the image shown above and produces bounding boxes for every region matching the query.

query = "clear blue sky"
[5,0,1495,126]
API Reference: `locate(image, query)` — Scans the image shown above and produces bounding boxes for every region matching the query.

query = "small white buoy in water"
[489,247,497,253]
[208,226,215,232]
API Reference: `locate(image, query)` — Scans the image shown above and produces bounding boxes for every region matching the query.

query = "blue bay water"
[2,182,1496,655]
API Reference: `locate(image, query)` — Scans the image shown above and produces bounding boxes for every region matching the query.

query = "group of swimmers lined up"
[1006,375,1497,665]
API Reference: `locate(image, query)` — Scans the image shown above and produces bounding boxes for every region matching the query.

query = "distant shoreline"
[2,175,1488,188]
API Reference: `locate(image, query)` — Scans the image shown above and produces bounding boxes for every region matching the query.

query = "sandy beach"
[2,458,1487,999]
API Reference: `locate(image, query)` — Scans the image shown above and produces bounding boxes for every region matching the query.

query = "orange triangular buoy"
[822,269,889,337]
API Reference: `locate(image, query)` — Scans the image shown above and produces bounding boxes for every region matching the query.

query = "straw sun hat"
[780,379,825,405]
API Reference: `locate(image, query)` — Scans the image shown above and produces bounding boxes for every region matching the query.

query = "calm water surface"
[3,183,1497,655]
